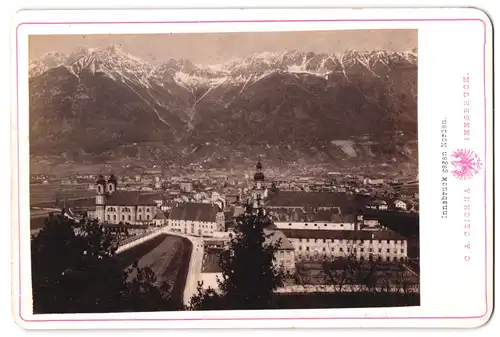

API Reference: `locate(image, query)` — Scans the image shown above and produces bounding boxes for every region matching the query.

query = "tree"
[321,245,394,293]
[31,214,177,314]
[189,206,284,310]
[189,282,225,311]
[320,244,420,307]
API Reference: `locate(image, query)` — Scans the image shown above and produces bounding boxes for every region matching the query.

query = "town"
[30,159,420,307]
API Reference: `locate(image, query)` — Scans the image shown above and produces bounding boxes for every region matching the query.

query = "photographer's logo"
[450,148,482,180]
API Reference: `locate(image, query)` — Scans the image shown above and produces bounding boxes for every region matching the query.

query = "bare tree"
[321,241,418,294]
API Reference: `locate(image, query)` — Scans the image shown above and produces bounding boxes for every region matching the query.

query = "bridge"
[114,227,205,306]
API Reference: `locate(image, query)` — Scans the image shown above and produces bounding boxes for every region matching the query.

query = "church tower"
[95,175,107,222]
[252,158,267,208]
[107,174,117,194]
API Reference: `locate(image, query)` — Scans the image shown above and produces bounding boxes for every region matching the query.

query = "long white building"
[280,228,408,262]
[167,202,223,237]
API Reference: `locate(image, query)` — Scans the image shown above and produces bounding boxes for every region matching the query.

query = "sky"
[29,29,417,65]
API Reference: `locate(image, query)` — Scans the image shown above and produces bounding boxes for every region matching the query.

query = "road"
[182,235,204,306]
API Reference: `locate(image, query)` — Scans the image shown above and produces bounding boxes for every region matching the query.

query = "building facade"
[167,202,219,237]
[201,229,296,275]
[153,211,168,227]
[394,200,407,210]
[180,180,193,193]
[215,211,225,231]
[92,174,161,225]
[264,229,296,275]
[281,228,408,262]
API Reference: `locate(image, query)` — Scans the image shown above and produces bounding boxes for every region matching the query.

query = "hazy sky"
[29,29,417,65]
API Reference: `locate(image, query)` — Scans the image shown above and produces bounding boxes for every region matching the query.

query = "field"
[30,183,95,207]
[115,234,193,306]
[30,160,121,176]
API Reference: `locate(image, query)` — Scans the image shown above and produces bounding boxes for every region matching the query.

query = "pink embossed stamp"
[450,148,483,180]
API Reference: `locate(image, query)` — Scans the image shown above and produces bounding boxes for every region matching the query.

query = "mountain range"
[28,45,418,171]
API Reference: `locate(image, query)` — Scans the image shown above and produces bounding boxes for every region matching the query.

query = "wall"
[115,228,164,253]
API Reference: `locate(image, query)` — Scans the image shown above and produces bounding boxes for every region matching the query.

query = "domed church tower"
[107,174,117,194]
[252,158,268,208]
[94,173,119,222]
[95,175,107,221]
[254,159,265,188]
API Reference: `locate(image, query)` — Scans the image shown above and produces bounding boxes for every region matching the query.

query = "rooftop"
[169,202,218,223]
[263,229,295,250]
[153,211,167,220]
[105,191,163,206]
[268,207,355,223]
[266,191,358,212]
[280,228,407,241]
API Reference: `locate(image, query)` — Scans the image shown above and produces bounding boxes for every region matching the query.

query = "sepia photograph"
[27,29,420,315]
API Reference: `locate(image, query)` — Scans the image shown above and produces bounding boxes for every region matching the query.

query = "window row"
[106,214,150,221]
[293,238,403,244]
[179,228,215,236]
[106,207,151,212]
[297,246,405,254]
[169,223,215,229]
[287,223,347,227]
[296,253,407,262]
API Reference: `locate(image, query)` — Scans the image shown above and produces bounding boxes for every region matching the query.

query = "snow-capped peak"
[29,46,418,90]
[60,45,158,87]
[29,52,68,77]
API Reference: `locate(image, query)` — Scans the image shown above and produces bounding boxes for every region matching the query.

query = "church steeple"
[254,157,265,182]
[96,175,106,195]
[251,157,268,206]
[107,173,117,194]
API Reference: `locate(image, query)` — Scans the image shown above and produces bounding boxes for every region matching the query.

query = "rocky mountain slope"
[29,45,418,169]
